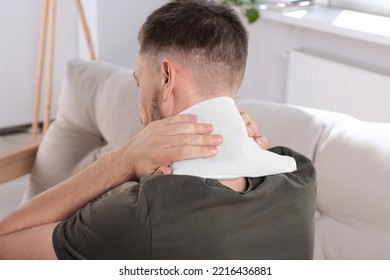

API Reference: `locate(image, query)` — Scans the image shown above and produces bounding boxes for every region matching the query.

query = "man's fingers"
[239,111,269,148]
[149,115,215,135]
[160,166,173,175]
[158,114,198,126]
[167,134,223,146]
[240,112,251,125]
[153,165,173,175]
[163,122,215,136]
[240,112,259,137]
[246,122,259,137]
[255,136,269,149]
[164,145,219,163]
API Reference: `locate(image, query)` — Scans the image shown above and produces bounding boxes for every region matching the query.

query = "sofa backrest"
[235,99,338,161]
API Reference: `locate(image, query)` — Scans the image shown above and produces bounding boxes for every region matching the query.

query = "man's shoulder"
[260,146,316,198]
[268,146,316,183]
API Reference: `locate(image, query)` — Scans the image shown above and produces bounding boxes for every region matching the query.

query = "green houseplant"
[221,0,261,23]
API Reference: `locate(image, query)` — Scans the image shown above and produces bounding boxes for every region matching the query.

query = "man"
[0,0,315,259]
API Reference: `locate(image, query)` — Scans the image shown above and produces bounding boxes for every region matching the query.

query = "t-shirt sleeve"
[52,185,151,260]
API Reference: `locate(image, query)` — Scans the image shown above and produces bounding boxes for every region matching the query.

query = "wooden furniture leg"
[32,0,50,141]
[76,0,96,61]
[43,0,56,134]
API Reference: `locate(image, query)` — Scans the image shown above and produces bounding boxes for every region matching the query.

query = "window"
[329,0,390,16]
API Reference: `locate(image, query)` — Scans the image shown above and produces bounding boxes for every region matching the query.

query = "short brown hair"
[138,0,248,95]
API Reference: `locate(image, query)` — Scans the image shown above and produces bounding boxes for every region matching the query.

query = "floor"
[0,132,32,217]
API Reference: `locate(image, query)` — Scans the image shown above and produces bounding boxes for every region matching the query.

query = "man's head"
[134,0,248,125]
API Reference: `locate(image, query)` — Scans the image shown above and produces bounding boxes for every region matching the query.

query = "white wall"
[238,17,390,102]
[95,0,166,69]
[0,0,78,129]
[239,19,301,101]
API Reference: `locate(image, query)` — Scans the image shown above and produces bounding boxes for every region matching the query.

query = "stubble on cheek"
[150,91,163,122]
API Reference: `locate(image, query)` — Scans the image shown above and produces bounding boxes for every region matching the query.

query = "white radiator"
[286,50,390,123]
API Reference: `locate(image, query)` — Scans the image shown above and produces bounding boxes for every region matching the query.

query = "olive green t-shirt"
[52,146,316,259]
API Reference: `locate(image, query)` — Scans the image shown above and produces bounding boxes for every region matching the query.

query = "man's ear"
[161,59,176,102]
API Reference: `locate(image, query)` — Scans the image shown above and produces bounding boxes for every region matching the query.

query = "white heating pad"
[172,97,297,179]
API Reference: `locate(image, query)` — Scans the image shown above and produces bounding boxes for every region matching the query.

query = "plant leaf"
[245,8,260,24]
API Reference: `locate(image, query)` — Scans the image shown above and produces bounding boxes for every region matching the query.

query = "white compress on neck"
[172,97,297,179]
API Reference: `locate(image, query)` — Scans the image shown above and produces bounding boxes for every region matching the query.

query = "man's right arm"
[0,114,222,237]
[0,111,265,260]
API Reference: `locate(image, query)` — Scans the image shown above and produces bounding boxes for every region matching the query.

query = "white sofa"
[25,60,390,259]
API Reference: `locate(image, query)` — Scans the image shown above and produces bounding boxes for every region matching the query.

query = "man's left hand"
[240,112,269,149]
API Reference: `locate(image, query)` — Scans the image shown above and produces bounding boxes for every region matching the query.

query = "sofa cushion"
[314,116,390,259]
[25,60,142,200]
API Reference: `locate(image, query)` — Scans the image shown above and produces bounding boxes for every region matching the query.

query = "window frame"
[327,0,390,17]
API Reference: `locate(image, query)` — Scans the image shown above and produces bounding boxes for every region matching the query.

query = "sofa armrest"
[0,142,39,185]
